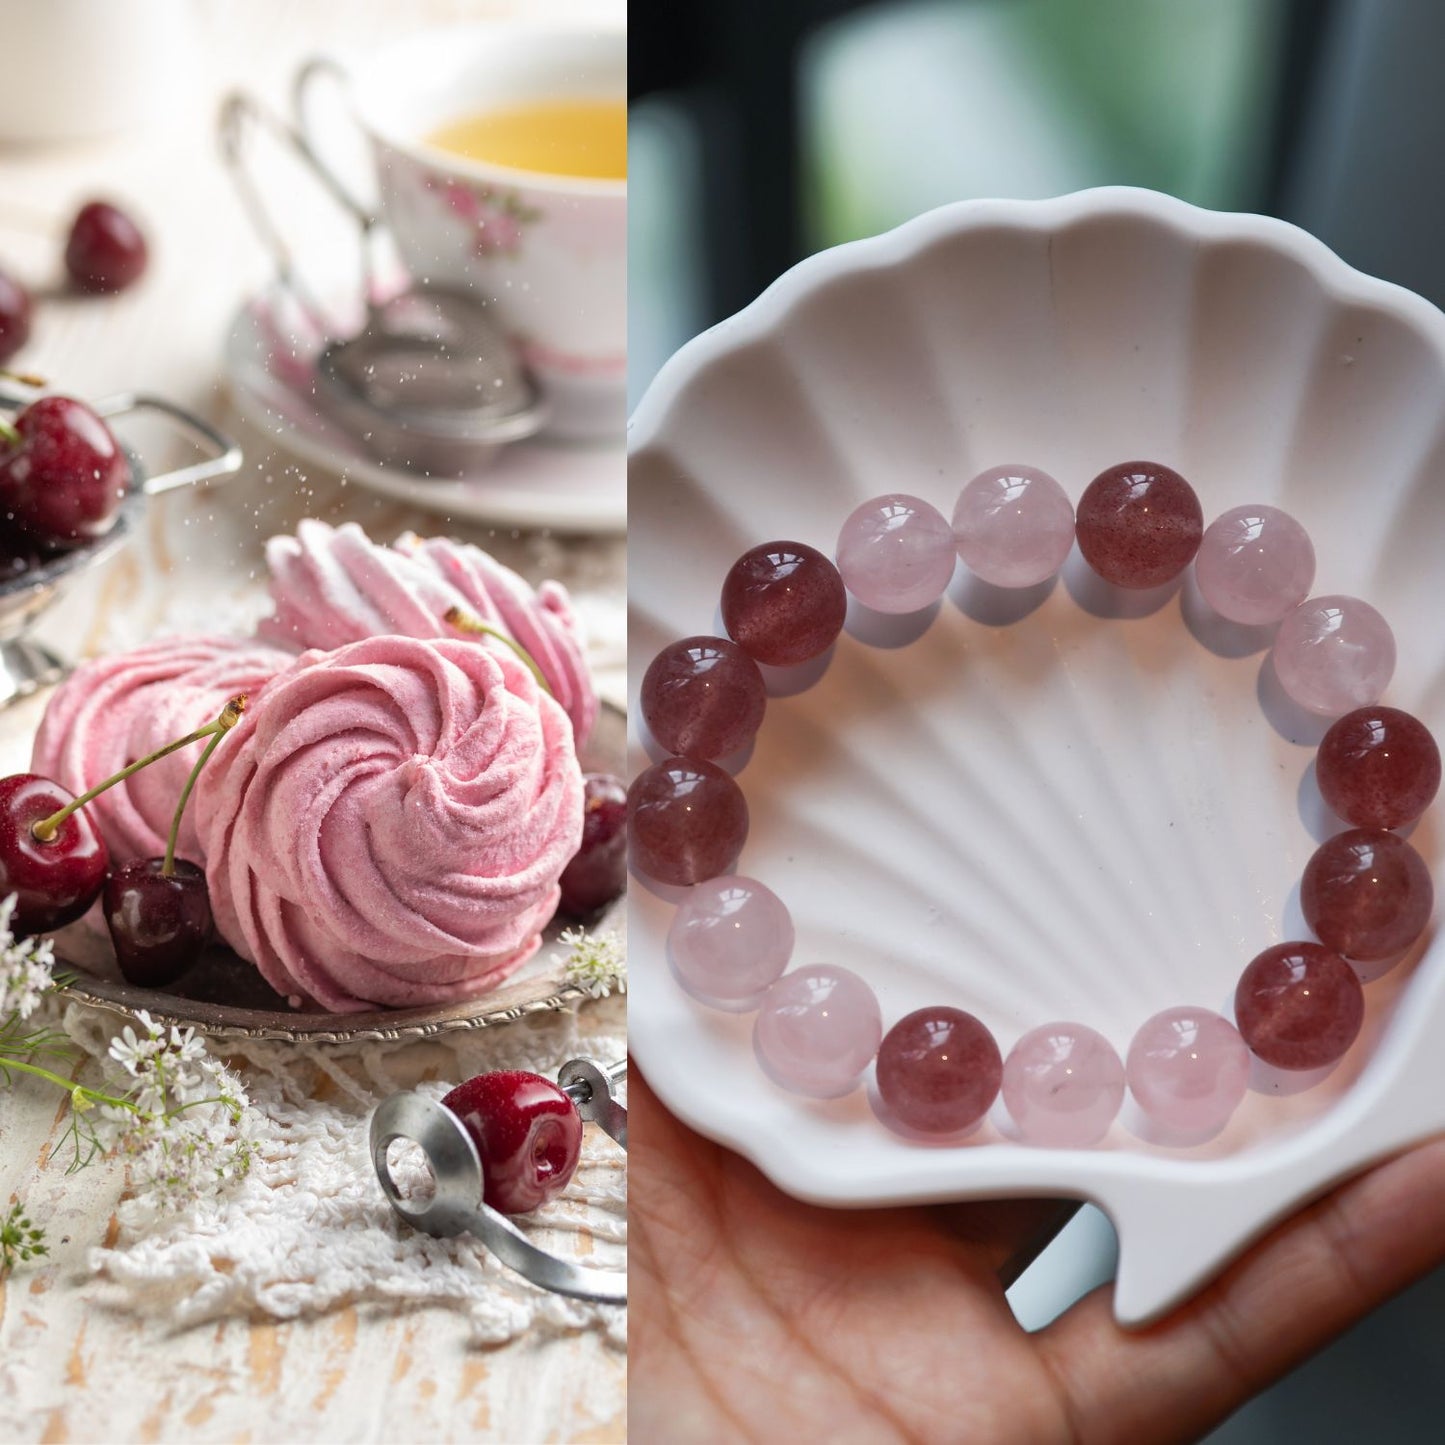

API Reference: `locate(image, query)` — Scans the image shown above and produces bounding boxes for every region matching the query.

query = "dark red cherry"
[0,773,109,936]
[104,857,212,988]
[0,395,131,549]
[0,267,32,365]
[558,773,627,916]
[63,201,148,294]
[441,1069,583,1215]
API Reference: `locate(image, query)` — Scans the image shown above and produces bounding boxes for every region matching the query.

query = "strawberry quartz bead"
[668,874,793,1009]
[1075,462,1203,589]
[1234,942,1364,1070]
[875,1006,1002,1135]
[835,494,956,613]
[721,541,846,667]
[1316,706,1441,829]
[753,964,882,1098]
[627,756,748,886]
[1272,596,1395,717]
[641,636,766,761]
[1126,1008,1249,1135]
[1301,828,1433,961]
[1001,1023,1125,1146]
[952,464,1075,588]
[1194,505,1316,625]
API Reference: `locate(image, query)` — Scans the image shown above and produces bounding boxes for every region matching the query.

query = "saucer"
[222,296,625,533]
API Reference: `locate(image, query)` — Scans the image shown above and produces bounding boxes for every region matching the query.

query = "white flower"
[561,927,627,999]
[0,893,57,1021]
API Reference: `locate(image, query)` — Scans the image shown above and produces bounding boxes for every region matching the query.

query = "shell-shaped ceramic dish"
[627,187,1445,1326]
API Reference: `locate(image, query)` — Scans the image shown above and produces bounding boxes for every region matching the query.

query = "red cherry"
[0,774,110,936]
[0,395,131,549]
[0,268,32,365]
[558,773,626,917]
[104,857,212,988]
[441,1070,583,1214]
[63,201,148,294]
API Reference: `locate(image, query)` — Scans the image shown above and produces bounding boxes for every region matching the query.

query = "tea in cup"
[299,20,626,443]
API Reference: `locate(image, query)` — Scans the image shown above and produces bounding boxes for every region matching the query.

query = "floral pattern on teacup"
[424,173,543,259]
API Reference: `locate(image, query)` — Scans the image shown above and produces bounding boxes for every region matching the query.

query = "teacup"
[299,19,626,442]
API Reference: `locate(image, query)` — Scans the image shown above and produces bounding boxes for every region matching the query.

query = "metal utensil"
[219,89,544,477]
[371,1057,626,1304]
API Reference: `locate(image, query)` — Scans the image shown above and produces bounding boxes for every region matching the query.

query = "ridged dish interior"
[628,191,1445,1203]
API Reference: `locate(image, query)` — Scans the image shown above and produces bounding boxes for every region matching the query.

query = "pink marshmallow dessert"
[260,520,598,745]
[30,635,291,863]
[196,634,584,1012]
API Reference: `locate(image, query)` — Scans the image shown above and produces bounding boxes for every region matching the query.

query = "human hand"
[630,1068,1445,1443]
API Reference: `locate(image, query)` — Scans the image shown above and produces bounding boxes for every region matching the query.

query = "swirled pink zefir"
[258,520,598,742]
[197,634,584,1012]
[30,634,292,864]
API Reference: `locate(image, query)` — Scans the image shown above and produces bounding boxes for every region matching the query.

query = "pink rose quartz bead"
[641,636,767,761]
[668,875,794,1010]
[1234,942,1364,1070]
[1075,462,1203,589]
[1300,828,1433,961]
[836,494,956,613]
[875,1007,1002,1135]
[1316,707,1441,829]
[1272,595,1395,716]
[1194,505,1316,625]
[1001,1023,1126,1147]
[721,541,847,667]
[627,757,748,887]
[1126,1007,1250,1135]
[952,465,1075,588]
[753,965,882,1098]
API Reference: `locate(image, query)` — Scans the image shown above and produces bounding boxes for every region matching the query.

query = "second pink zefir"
[629,463,1440,1146]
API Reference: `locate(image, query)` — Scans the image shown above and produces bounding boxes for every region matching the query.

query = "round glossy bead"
[1272,595,1395,716]
[1316,706,1441,829]
[1234,941,1364,1070]
[627,757,748,887]
[836,493,956,613]
[641,636,766,761]
[753,965,882,1098]
[1301,828,1433,961]
[1001,1022,1125,1147]
[1075,461,1204,589]
[668,875,793,1009]
[875,1006,1002,1135]
[721,540,847,667]
[1194,504,1316,625]
[952,464,1075,588]
[1126,1007,1250,1135]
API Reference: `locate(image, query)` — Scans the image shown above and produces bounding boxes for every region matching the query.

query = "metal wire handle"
[370,1057,627,1304]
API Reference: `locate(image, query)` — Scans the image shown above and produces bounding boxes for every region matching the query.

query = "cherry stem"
[443,607,551,695]
[33,695,248,845]
[0,368,46,389]
[0,415,18,447]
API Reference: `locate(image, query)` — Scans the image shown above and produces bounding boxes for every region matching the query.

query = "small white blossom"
[561,927,626,999]
[0,894,57,1021]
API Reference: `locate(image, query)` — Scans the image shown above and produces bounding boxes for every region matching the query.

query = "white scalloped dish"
[627,188,1445,1325]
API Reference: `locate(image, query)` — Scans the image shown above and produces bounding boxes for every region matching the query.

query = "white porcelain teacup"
[298,19,626,442]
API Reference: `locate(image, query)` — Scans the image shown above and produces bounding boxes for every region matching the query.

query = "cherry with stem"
[104,696,247,988]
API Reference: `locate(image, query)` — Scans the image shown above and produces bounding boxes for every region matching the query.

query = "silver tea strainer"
[219,80,544,477]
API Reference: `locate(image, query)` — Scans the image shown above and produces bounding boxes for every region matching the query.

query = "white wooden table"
[0,2,625,1439]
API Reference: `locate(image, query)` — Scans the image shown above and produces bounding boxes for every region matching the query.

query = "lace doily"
[64,998,626,1349]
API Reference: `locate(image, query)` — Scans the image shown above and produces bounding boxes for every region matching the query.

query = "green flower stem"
[0,1055,133,1112]
[443,607,552,695]
[35,694,247,844]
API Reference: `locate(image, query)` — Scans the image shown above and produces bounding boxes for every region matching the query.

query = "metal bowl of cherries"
[0,384,242,706]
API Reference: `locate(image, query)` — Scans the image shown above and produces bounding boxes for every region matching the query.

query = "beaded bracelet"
[629,462,1440,1146]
